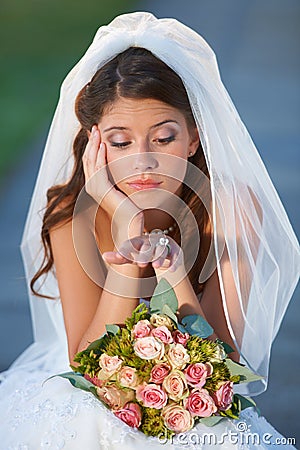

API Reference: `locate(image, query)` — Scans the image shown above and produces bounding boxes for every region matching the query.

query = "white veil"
[19,12,299,395]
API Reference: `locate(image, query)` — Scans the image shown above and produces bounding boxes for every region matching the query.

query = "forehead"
[101,97,186,123]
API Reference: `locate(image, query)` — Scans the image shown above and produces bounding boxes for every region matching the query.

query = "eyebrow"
[103,120,179,133]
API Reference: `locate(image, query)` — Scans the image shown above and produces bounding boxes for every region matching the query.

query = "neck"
[143,209,176,234]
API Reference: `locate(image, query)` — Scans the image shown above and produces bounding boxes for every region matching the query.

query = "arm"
[50,220,142,364]
[49,126,146,363]
[77,261,141,353]
[101,234,240,361]
[155,266,239,362]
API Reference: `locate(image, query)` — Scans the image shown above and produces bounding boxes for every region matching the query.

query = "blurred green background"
[0,0,135,178]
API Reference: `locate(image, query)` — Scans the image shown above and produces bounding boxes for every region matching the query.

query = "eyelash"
[111,141,131,148]
[110,136,176,149]
[157,136,176,144]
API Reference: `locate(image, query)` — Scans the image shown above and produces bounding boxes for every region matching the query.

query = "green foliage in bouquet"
[54,278,262,438]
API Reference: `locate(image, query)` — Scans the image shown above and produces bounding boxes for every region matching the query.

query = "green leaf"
[85,333,107,352]
[199,416,225,427]
[220,408,240,420]
[150,278,178,315]
[54,372,91,389]
[177,322,188,334]
[125,303,150,330]
[217,395,241,420]
[231,394,242,416]
[49,372,98,398]
[234,394,257,411]
[230,375,241,383]
[225,359,264,383]
[180,314,214,338]
[105,324,120,335]
[161,304,178,324]
[215,338,235,355]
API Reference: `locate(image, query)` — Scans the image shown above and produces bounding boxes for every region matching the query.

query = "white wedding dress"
[1,11,298,450]
[0,300,296,450]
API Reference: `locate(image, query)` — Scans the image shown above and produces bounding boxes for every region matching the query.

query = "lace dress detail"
[1,368,296,450]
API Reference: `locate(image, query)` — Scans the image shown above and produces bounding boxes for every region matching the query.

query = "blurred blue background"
[0,0,299,445]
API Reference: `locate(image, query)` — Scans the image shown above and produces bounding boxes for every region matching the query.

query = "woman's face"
[97,97,199,208]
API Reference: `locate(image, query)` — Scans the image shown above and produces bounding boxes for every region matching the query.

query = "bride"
[0,12,299,449]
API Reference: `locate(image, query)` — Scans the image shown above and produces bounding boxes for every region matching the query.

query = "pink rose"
[162,370,189,401]
[84,373,104,387]
[136,383,168,409]
[150,363,171,384]
[172,330,190,347]
[167,343,190,369]
[96,385,134,410]
[99,354,123,375]
[184,388,217,417]
[117,366,140,389]
[133,336,164,360]
[212,381,233,411]
[162,404,194,433]
[151,326,173,344]
[184,363,213,388]
[131,320,152,339]
[114,402,142,428]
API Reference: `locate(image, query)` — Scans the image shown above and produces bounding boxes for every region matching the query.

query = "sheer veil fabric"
[15,12,299,397]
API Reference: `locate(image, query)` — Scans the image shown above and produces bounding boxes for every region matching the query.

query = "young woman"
[0,12,298,449]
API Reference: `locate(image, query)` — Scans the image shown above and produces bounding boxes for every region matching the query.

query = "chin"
[129,188,176,210]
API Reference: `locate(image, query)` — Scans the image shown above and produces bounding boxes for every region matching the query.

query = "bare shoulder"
[201,267,220,292]
[48,195,74,231]
[48,197,104,359]
[200,263,239,361]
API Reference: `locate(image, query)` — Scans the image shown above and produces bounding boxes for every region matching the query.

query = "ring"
[158,237,169,246]
[155,237,171,256]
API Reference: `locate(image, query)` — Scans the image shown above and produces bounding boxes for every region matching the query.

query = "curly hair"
[31,47,212,298]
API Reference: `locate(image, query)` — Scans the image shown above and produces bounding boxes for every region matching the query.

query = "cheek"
[107,154,131,186]
[107,149,188,190]
[164,154,188,184]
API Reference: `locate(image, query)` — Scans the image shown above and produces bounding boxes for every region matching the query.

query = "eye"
[110,141,131,148]
[155,136,176,144]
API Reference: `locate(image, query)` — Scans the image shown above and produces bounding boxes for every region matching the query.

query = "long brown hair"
[31,47,212,298]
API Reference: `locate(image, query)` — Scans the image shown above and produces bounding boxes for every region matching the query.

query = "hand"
[102,233,185,274]
[82,125,144,240]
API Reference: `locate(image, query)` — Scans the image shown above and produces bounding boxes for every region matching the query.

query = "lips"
[127,179,163,190]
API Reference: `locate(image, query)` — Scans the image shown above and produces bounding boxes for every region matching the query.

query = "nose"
[133,142,159,171]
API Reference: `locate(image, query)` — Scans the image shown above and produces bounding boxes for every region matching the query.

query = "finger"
[102,251,131,265]
[152,243,169,268]
[136,240,154,267]
[168,250,179,272]
[95,128,107,172]
[114,237,144,263]
[103,237,145,265]
[95,142,106,171]
[83,125,100,177]
[168,248,184,272]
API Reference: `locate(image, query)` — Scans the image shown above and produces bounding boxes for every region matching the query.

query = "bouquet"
[56,278,261,438]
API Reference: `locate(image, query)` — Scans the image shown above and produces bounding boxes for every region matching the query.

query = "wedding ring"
[158,236,169,246]
[156,236,171,256]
